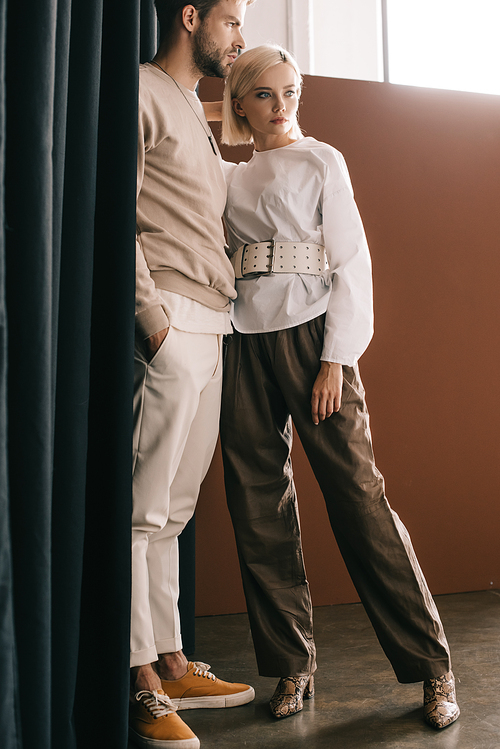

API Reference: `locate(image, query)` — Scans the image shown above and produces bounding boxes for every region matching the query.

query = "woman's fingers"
[317,391,341,421]
[311,391,321,425]
[311,362,343,424]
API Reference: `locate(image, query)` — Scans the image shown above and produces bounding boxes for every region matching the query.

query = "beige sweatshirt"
[136,63,236,339]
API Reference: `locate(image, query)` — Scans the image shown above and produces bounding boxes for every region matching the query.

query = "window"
[312,0,384,82]
[386,0,500,95]
[242,0,500,95]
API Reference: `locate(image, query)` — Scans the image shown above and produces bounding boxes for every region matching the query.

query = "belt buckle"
[265,239,275,275]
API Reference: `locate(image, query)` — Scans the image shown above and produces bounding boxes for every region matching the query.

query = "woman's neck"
[253,131,299,152]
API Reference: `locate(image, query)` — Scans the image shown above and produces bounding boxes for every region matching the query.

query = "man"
[130,2,255,747]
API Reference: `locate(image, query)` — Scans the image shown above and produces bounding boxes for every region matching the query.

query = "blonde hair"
[222,44,303,146]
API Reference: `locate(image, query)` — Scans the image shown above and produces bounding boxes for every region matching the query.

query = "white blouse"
[223,137,374,366]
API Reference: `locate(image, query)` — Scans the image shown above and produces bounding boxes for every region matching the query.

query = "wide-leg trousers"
[220,315,451,682]
[131,326,223,668]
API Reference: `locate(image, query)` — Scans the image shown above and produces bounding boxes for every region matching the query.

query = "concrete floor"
[129,590,500,748]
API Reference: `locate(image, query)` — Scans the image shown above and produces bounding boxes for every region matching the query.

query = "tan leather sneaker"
[161,661,255,710]
[129,689,200,748]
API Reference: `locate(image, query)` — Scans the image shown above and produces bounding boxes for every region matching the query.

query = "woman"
[217,45,459,730]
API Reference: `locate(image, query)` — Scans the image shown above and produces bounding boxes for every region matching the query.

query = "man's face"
[192,0,247,78]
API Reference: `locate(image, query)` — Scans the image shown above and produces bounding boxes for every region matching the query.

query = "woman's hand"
[311,361,343,425]
[202,101,223,121]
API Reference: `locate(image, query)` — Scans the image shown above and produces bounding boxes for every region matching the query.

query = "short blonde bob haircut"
[221,44,303,146]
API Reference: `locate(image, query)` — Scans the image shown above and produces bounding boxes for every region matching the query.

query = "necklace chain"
[150,60,217,155]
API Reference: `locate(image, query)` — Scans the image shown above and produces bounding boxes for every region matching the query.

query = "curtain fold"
[74,0,140,744]
[51,2,105,747]
[5,0,59,745]
[0,3,20,748]
[1,1,157,747]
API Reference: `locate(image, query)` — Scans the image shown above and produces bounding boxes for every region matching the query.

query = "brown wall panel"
[195,75,500,617]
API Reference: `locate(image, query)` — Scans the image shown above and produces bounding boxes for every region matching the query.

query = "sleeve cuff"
[320,351,359,366]
[320,356,358,367]
[135,305,169,339]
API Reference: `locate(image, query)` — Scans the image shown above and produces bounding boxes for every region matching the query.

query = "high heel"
[304,675,315,699]
[423,670,460,730]
[269,674,315,719]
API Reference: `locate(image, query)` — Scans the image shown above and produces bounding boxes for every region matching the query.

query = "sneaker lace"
[136,690,176,717]
[192,661,216,681]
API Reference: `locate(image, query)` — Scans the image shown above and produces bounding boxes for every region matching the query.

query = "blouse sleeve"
[320,149,374,365]
[221,158,238,182]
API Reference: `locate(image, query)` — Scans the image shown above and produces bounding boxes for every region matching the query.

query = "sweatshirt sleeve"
[135,86,170,339]
[320,149,374,365]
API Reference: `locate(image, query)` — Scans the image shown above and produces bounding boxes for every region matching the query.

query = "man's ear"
[181,5,198,33]
[232,99,246,117]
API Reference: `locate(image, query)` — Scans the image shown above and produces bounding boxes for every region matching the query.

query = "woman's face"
[233,62,300,148]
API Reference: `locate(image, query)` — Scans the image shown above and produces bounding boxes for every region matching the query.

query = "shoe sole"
[129,728,200,749]
[170,686,255,710]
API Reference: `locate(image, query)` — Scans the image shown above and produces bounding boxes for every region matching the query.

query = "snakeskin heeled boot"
[423,670,460,729]
[269,675,315,719]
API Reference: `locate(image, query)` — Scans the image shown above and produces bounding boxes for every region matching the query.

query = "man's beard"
[192,24,231,78]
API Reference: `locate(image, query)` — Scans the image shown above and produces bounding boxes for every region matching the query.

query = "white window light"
[386,0,500,96]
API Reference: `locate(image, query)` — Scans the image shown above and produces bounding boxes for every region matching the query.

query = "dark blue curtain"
[0,1,162,747]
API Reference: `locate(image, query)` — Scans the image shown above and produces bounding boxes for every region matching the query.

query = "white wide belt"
[231,240,328,279]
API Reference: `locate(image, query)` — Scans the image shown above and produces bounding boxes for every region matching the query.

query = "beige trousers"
[131,326,223,668]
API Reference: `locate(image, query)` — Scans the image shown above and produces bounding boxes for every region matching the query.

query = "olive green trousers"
[220,315,451,683]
